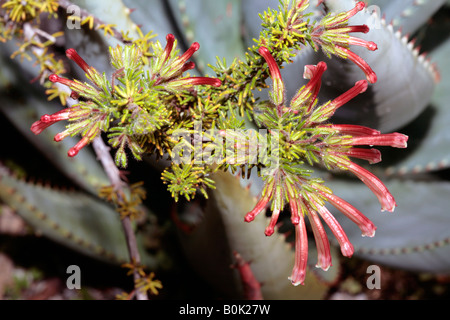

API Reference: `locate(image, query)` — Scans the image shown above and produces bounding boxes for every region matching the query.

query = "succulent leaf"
[369,0,446,35]
[0,59,110,195]
[0,164,162,269]
[166,0,246,74]
[368,24,450,176]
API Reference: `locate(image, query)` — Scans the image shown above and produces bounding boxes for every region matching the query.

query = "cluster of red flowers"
[244,2,408,286]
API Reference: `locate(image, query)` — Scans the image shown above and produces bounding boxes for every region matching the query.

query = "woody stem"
[91,138,148,300]
[58,83,148,300]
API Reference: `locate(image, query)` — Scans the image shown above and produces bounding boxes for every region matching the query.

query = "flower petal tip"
[288,276,305,287]
[362,230,376,238]
[166,33,175,42]
[356,79,369,93]
[68,148,79,157]
[381,194,397,213]
[244,214,255,223]
[316,264,331,272]
[49,74,59,83]
[356,1,366,11]
[368,72,378,84]
[341,242,354,258]
[368,41,378,51]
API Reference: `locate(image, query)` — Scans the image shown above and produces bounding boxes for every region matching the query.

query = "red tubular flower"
[49,74,72,86]
[244,180,275,223]
[30,120,54,135]
[54,132,69,142]
[306,205,332,271]
[347,36,378,51]
[336,46,377,83]
[335,148,382,164]
[320,124,380,136]
[165,41,200,77]
[329,79,368,112]
[345,160,397,212]
[30,108,72,135]
[315,200,354,257]
[312,80,368,123]
[289,196,300,225]
[162,34,175,65]
[180,42,200,64]
[321,191,377,237]
[177,77,222,87]
[330,24,370,34]
[49,74,91,92]
[258,47,282,82]
[291,62,328,112]
[154,34,177,76]
[289,214,308,286]
[164,77,222,92]
[343,133,409,149]
[264,206,281,237]
[244,197,269,222]
[181,61,196,73]
[68,136,90,157]
[259,47,284,106]
[67,124,100,157]
[66,48,94,75]
[311,1,378,83]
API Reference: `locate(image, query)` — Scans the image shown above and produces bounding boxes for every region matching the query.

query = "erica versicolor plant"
[31,39,222,164]
[29,0,409,286]
[247,46,407,285]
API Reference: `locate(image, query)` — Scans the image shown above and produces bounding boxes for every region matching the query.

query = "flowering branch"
[24,0,410,288]
[243,42,408,285]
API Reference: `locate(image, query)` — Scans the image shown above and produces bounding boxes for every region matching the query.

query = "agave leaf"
[177,170,337,299]
[70,0,139,41]
[166,0,246,75]
[0,51,110,195]
[365,0,391,10]
[325,177,450,274]
[0,165,161,269]
[374,34,450,176]
[370,0,446,35]
[122,0,181,43]
[329,0,445,35]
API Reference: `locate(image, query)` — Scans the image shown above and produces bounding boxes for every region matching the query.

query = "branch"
[22,11,149,300]
[91,138,148,301]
